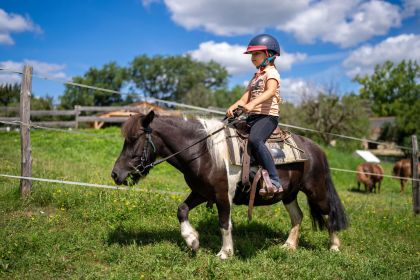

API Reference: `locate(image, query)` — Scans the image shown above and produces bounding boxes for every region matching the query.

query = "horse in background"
[356,163,384,193]
[111,112,348,259]
[392,159,420,193]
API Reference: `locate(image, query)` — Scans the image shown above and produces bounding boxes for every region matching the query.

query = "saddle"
[225,119,307,220]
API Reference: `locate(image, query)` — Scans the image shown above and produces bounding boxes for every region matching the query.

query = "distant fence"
[0,105,155,128]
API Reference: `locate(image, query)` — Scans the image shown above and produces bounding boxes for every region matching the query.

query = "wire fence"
[0,174,186,196]
[0,65,418,201]
[0,67,412,150]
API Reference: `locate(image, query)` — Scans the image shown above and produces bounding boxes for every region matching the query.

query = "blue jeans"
[247,114,281,187]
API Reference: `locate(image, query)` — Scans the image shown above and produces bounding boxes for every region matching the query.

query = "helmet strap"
[256,56,275,70]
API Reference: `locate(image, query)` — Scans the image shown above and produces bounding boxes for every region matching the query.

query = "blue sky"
[0,0,419,104]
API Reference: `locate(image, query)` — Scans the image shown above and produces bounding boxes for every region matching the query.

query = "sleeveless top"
[247,65,282,116]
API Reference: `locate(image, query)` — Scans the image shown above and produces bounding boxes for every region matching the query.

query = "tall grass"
[0,128,418,279]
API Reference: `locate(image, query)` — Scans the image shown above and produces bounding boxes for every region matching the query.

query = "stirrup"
[258,170,283,199]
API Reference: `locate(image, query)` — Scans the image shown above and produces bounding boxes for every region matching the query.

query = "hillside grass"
[0,127,419,280]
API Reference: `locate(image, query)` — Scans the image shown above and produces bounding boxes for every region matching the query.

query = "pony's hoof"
[330,245,340,252]
[191,239,199,252]
[282,242,297,251]
[182,229,199,251]
[216,249,233,260]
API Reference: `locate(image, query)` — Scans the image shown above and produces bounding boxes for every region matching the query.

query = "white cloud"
[188,41,306,75]
[281,78,319,104]
[279,0,401,48]
[402,0,420,17]
[153,1,410,48]
[0,60,67,85]
[163,0,309,36]
[0,9,42,45]
[343,34,420,78]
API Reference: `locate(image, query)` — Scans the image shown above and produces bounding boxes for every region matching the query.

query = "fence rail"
[0,106,152,128]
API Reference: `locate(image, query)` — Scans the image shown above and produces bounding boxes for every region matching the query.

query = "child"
[226,34,283,197]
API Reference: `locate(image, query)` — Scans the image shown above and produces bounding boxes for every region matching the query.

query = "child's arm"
[243,79,278,112]
[226,90,250,117]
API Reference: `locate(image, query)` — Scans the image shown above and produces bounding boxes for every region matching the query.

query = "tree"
[214,85,245,109]
[354,60,420,145]
[60,62,128,109]
[130,55,229,101]
[299,92,370,147]
[0,83,20,107]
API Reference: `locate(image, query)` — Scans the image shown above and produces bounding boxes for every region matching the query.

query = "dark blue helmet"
[244,34,280,56]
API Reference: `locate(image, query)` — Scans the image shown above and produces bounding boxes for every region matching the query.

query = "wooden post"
[20,65,33,197]
[412,135,419,214]
[74,105,80,129]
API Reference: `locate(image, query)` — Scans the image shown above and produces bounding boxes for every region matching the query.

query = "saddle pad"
[225,127,307,166]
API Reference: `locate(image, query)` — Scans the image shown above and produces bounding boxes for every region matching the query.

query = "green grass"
[0,128,419,279]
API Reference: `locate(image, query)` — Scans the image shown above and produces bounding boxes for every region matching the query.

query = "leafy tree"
[298,93,370,147]
[214,85,245,109]
[130,55,228,101]
[60,62,128,109]
[31,95,53,110]
[354,60,420,144]
[0,83,20,107]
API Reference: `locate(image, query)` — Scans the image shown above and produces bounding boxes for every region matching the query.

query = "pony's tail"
[307,167,348,232]
[325,170,348,232]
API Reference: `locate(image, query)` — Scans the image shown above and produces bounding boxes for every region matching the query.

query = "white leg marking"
[226,162,241,204]
[217,220,233,260]
[282,199,303,250]
[180,221,199,251]
[329,231,341,252]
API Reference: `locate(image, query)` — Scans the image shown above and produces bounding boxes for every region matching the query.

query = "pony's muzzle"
[111,169,127,185]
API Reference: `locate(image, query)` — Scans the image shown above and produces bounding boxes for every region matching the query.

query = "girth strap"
[241,139,251,190]
[248,167,262,221]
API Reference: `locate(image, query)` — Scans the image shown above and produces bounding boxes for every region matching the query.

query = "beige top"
[247,65,281,116]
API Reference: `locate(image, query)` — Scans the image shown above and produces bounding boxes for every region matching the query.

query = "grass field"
[0,127,419,279]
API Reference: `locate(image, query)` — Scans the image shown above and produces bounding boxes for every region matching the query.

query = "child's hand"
[243,103,255,113]
[226,105,236,118]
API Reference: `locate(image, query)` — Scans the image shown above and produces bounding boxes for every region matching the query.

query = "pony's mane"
[122,114,143,139]
[197,118,229,169]
[122,112,204,139]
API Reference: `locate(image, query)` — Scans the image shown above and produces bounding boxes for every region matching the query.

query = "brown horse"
[111,112,348,259]
[356,163,384,193]
[392,159,420,193]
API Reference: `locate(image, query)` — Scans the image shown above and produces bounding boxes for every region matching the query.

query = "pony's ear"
[142,110,155,127]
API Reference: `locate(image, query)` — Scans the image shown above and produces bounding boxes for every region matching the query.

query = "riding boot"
[259,169,283,199]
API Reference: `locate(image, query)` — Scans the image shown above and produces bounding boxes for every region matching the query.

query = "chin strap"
[256,56,275,71]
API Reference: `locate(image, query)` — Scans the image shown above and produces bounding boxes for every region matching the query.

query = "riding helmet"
[244,34,281,56]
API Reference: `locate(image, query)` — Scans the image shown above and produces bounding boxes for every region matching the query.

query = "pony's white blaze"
[198,119,241,204]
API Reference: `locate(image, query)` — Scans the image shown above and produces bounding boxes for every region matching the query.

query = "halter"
[130,126,157,177]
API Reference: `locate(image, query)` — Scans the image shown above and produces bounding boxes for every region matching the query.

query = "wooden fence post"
[74,105,80,129]
[412,135,419,214]
[20,65,33,197]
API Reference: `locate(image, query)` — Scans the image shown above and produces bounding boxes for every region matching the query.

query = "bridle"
[130,126,157,177]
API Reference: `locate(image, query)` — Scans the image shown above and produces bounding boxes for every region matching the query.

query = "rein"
[133,107,245,177]
[133,119,238,176]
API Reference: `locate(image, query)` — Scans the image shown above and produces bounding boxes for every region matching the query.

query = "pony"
[356,163,384,193]
[111,111,348,259]
[392,159,420,193]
